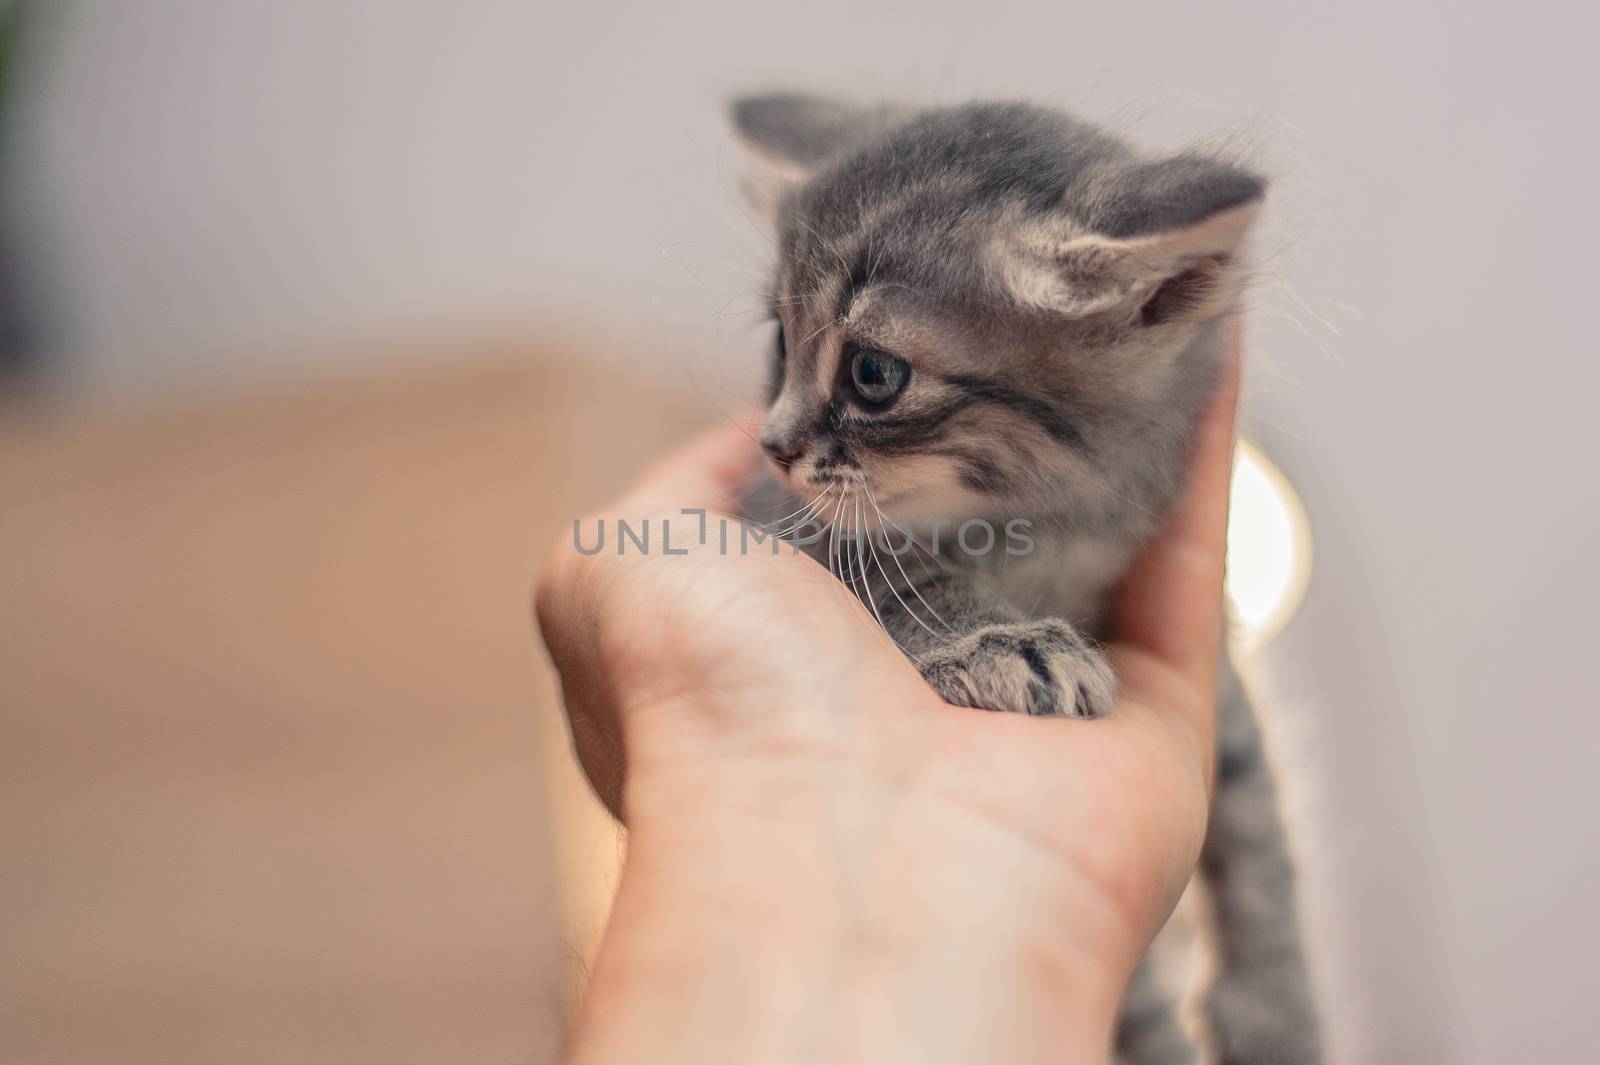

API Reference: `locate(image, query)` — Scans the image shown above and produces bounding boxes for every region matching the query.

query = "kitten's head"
[731,94,1263,532]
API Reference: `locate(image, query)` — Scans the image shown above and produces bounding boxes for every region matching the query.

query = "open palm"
[537,351,1236,987]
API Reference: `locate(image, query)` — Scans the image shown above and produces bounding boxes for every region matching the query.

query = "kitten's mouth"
[772,458,865,492]
[797,475,900,533]
[767,460,883,520]
[799,471,869,497]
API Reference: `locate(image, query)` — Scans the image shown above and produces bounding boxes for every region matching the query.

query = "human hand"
[536,337,1239,1065]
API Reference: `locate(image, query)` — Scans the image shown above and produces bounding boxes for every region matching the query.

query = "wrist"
[567,749,1132,1065]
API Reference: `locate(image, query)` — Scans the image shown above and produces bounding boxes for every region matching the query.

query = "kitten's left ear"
[728,92,910,225]
[997,154,1266,323]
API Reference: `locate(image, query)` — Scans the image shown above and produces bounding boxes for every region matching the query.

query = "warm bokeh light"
[1226,440,1313,648]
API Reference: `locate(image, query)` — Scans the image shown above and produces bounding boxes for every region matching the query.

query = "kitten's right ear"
[728,93,906,224]
[994,154,1267,322]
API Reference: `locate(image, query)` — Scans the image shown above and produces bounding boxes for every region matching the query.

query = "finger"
[536,411,768,816]
[1111,320,1242,693]
[538,410,763,669]
[620,411,766,515]
[540,413,762,643]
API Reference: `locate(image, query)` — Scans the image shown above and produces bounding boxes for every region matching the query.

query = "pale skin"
[536,337,1240,1065]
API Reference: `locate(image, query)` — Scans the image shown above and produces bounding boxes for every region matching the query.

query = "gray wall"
[11,2,1600,1061]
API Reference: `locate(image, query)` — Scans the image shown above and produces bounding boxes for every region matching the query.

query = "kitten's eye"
[774,324,787,360]
[849,348,910,406]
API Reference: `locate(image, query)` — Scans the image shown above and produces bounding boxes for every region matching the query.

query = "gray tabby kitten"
[730,94,1318,1065]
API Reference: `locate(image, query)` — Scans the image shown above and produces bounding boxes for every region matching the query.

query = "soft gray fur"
[730,94,1317,1064]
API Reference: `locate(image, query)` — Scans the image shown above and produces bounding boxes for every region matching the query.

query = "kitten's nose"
[761,435,803,468]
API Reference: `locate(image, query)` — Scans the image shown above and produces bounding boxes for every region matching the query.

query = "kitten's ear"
[997,155,1266,323]
[728,93,907,223]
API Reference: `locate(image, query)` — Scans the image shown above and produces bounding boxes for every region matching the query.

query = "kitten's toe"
[918,619,1116,718]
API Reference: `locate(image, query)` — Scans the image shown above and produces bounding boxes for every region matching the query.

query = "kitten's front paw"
[917,619,1116,718]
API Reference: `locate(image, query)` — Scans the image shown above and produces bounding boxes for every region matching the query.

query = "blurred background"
[2,2,1596,1063]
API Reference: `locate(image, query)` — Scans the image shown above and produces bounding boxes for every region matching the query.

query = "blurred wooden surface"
[0,352,708,1065]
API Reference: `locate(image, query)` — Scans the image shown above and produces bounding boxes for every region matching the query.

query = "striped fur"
[732,95,1317,1065]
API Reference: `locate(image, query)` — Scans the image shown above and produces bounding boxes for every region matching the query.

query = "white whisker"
[863,506,938,639]
[837,490,863,599]
[765,486,829,526]
[795,220,853,278]
[797,313,845,351]
[852,495,896,644]
[866,487,952,634]
[766,485,836,538]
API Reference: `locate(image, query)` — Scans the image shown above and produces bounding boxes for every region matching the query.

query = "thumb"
[619,413,766,516]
